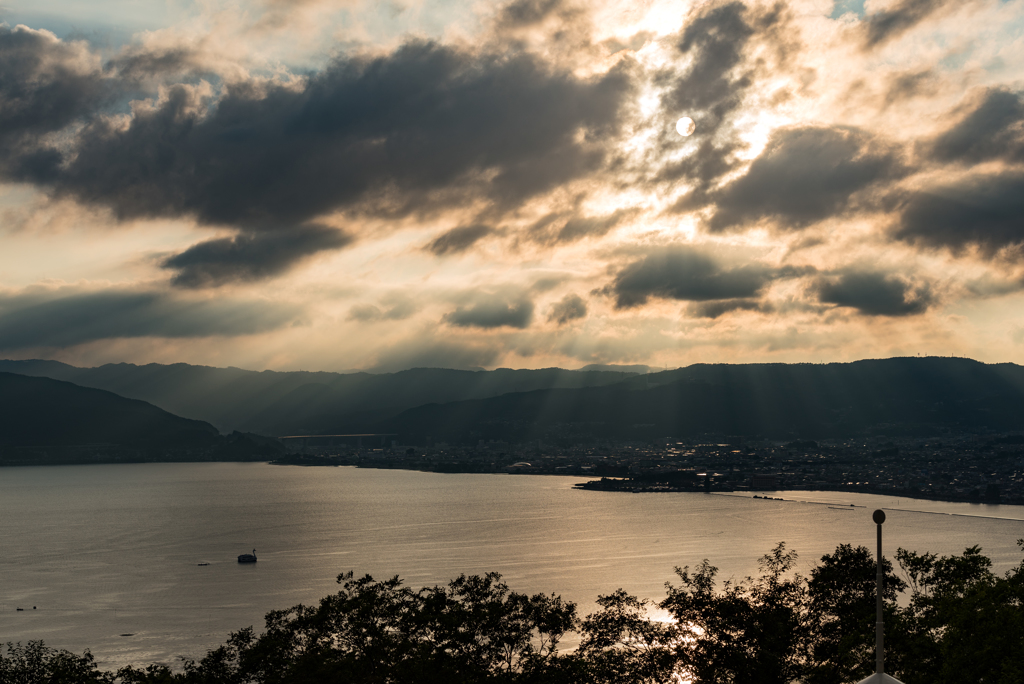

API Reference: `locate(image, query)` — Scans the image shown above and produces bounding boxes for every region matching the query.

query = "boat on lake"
[237,549,257,563]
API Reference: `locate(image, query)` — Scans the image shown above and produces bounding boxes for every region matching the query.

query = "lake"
[1,463,1022,671]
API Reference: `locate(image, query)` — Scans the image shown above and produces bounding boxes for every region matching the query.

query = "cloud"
[548,293,587,324]
[425,224,492,255]
[928,88,1024,164]
[443,295,535,329]
[607,246,797,309]
[687,298,761,318]
[162,224,353,288]
[529,208,636,245]
[0,289,298,349]
[861,0,959,49]
[883,69,938,106]
[669,1,755,114]
[706,126,902,231]
[497,0,570,28]
[347,293,417,322]
[814,271,932,316]
[891,171,1024,254]
[657,2,761,190]
[105,46,203,81]
[6,36,632,283]
[0,25,107,172]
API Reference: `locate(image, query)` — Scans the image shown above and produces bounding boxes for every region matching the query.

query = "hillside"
[0,360,641,435]
[0,372,220,448]
[0,373,283,465]
[6,356,1024,444]
[383,357,1024,443]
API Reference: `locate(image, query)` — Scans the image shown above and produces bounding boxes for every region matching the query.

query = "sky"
[1,0,1024,372]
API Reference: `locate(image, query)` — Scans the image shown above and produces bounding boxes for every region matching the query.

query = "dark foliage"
[0,641,113,684]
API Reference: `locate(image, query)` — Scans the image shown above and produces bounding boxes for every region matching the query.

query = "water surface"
[1,463,1021,670]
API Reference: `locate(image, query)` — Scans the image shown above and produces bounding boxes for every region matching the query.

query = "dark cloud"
[529,208,635,245]
[883,69,938,106]
[670,2,755,115]
[443,296,534,329]
[0,25,108,172]
[928,88,1024,164]
[497,0,568,27]
[105,46,200,81]
[426,224,492,255]
[891,171,1024,254]
[687,298,761,318]
[162,224,352,288]
[705,126,902,231]
[862,0,956,49]
[548,293,587,324]
[0,29,633,286]
[814,271,932,316]
[555,209,634,243]
[661,138,744,196]
[659,2,793,191]
[9,39,631,284]
[0,290,298,349]
[607,246,795,309]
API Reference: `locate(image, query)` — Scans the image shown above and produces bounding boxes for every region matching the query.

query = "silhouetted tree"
[573,589,677,683]
[26,539,1024,684]
[890,540,1024,684]
[118,571,577,684]
[660,543,809,684]
[0,641,113,684]
[804,543,905,684]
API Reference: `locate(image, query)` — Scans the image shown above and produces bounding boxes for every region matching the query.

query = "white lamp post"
[856,509,905,684]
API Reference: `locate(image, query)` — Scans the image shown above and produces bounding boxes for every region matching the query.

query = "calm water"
[1,463,1023,671]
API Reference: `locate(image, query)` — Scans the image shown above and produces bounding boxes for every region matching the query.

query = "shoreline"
[3,456,1022,509]
[711,491,1024,521]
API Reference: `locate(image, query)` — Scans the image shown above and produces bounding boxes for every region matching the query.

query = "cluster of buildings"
[275,433,1024,505]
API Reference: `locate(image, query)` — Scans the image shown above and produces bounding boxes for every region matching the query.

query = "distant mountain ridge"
[5,357,1024,444]
[0,371,219,448]
[0,360,641,435]
[0,372,285,465]
[383,357,1024,442]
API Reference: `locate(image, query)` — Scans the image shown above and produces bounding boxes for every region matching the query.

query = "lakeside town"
[273,432,1024,506]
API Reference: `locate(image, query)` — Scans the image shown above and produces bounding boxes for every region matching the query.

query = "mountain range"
[0,371,219,448]
[0,359,639,435]
[3,356,1024,446]
[0,372,284,464]
[387,357,1024,443]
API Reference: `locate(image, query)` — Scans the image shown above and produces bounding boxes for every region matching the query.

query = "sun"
[676,117,696,136]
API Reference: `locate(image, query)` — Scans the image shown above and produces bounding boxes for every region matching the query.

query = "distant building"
[751,474,778,490]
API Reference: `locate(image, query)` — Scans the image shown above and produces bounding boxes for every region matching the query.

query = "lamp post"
[856,509,905,684]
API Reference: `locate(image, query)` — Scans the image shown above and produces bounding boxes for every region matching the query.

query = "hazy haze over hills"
[0,360,640,435]
[5,357,1024,444]
[384,357,1024,442]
